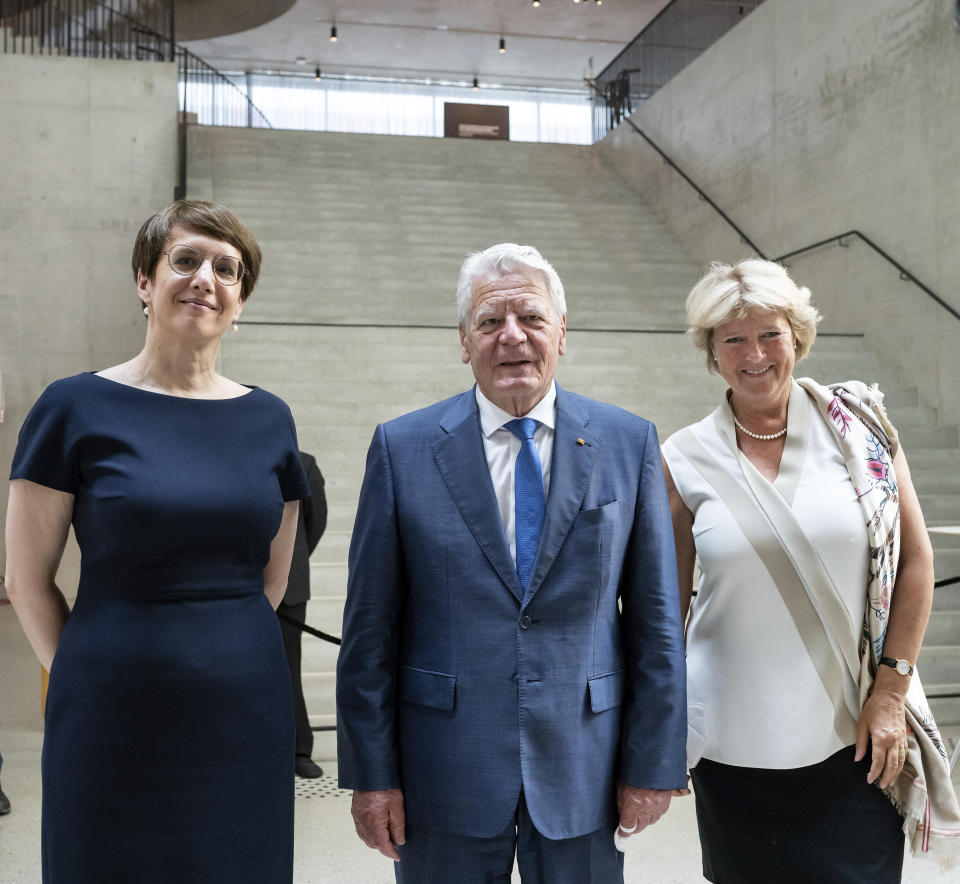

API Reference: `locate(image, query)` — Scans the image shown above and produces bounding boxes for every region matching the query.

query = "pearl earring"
[231,321,239,333]
[143,304,149,316]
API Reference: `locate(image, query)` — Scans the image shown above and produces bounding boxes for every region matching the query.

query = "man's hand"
[351,788,406,861]
[855,687,908,789]
[616,784,674,839]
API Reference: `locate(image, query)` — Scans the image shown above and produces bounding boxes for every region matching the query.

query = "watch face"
[896,660,910,676]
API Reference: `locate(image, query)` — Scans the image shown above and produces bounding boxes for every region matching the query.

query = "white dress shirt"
[475,382,556,566]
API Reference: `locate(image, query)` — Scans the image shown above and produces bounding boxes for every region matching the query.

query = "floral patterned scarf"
[798,377,960,863]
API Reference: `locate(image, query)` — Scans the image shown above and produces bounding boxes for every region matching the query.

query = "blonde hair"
[686,259,821,373]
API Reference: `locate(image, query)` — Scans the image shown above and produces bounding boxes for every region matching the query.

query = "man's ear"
[557,314,567,356]
[459,325,471,365]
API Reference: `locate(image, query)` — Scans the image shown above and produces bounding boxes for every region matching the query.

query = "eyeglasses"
[163,244,245,286]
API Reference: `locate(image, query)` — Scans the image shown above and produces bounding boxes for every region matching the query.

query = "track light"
[532,0,540,6]
[329,25,338,42]
[499,37,506,53]
[472,77,479,90]
[314,66,322,81]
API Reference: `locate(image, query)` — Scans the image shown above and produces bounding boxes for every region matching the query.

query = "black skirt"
[690,745,905,884]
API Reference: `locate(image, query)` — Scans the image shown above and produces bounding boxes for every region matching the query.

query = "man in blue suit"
[337,243,686,882]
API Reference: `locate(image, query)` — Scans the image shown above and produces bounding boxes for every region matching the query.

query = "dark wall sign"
[444,103,510,140]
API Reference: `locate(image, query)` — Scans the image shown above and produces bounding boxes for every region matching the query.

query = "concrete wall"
[598,0,960,427]
[0,54,178,597]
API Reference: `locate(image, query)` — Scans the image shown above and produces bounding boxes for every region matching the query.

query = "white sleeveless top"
[662,386,869,769]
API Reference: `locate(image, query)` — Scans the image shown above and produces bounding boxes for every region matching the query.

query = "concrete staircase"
[191,126,960,766]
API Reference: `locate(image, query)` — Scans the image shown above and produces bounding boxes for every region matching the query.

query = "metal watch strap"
[879,656,914,676]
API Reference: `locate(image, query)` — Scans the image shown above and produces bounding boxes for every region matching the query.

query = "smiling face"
[459,271,566,416]
[137,225,244,339]
[712,309,796,410]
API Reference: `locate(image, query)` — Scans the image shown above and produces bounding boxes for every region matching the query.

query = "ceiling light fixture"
[329,25,338,42]
[499,37,506,53]
[314,66,322,81]
[472,76,479,90]
[532,0,540,6]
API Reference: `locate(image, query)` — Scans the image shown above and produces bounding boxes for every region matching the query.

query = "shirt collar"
[475,381,557,439]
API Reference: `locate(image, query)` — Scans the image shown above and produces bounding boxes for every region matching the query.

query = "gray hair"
[456,243,567,326]
[686,259,822,373]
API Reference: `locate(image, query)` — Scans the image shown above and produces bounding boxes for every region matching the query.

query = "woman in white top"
[661,259,959,882]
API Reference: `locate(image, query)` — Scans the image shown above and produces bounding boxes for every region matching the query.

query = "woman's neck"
[729,387,791,432]
[119,334,224,397]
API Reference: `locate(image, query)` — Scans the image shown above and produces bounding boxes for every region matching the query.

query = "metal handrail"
[592,87,960,325]
[585,77,766,256]
[1,0,173,59]
[592,0,765,141]
[176,47,272,129]
[0,0,271,129]
[775,232,960,324]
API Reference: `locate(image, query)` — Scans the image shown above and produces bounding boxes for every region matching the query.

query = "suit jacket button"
[519,615,532,630]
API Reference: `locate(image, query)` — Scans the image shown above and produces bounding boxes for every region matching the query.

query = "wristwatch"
[879,656,914,676]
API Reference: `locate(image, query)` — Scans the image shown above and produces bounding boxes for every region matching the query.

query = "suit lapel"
[434,389,524,602]
[525,386,599,601]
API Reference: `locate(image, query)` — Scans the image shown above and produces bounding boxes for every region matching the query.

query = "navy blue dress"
[11,373,309,883]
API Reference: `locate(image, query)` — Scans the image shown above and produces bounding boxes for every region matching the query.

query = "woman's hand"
[853,443,930,791]
[854,686,908,789]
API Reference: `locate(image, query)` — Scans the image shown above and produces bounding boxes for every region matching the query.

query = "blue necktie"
[505,418,546,590]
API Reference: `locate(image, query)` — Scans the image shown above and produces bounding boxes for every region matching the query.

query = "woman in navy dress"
[5,200,309,882]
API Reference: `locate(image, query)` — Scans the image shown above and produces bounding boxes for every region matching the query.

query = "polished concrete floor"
[0,604,955,882]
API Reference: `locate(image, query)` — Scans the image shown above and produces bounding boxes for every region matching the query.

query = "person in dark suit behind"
[336,243,687,882]
[279,451,327,779]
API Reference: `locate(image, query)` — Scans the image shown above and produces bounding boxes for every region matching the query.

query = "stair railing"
[1,0,173,60]
[587,76,960,326]
[592,0,767,142]
[774,233,960,323]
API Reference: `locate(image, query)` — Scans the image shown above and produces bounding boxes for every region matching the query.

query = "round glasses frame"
[163,245,246,287]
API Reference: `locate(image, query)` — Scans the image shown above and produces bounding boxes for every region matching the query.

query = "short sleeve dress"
[10,372,310,884]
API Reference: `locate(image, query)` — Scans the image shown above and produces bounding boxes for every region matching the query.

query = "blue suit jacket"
[336,385,686,840]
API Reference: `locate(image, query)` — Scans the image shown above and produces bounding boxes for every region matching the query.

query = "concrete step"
[924,610,960,646]
[305,592,346,624]
[913,471,960,495]
[301,633,339,672]
[917,495,960,524]
[198,125,960,736]
[933,585,960,612]
[916,646,960,686]
[927,689,960,726]
[932,549,960,583]
[306,724,338,763]
[303,671,336,722]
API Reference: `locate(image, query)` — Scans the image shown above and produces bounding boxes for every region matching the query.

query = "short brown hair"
[131,200,262,301]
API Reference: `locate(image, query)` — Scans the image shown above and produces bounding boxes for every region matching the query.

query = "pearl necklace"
[732,414,787,441]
